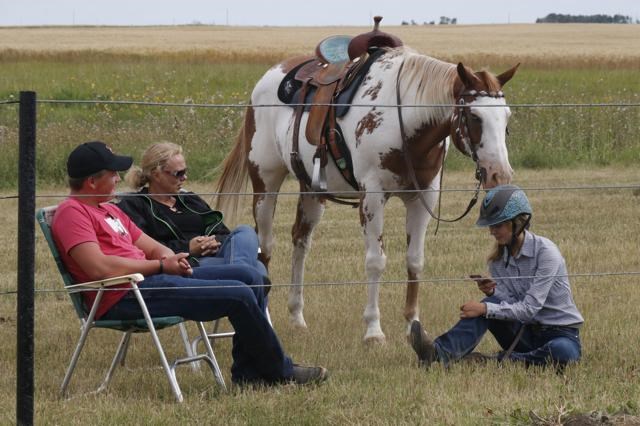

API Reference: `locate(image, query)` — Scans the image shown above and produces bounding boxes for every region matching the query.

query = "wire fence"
[1,270,639,297]
[1,97,639,298]
[0,183,638,201]
[3,97,640,109]
[28,99,640,109]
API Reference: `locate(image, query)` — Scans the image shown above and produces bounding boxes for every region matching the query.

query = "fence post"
[17,91,36,426]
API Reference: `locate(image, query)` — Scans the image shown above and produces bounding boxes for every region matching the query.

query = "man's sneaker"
[410,320,438,367]
[291,364,329,385]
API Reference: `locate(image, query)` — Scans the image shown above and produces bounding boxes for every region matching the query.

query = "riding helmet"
[476,184,532,227]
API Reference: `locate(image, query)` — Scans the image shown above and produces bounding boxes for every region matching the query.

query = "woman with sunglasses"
[118,142,267,279]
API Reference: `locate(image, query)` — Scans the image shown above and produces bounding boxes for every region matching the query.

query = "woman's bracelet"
[158,258,164,274]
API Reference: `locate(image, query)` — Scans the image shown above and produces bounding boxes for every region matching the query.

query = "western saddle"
[281,16,403,194]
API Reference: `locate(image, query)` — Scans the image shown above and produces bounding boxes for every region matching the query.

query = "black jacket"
[117,188,230,256]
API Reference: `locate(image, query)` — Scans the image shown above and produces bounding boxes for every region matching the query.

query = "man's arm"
[134,232,175,261]
[68,241,168,281]
[69,237,192,281]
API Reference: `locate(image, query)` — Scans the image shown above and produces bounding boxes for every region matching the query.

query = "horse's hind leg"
[289,185,325,329]
[252,168,288,271]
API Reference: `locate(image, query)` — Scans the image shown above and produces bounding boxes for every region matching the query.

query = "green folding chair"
[37,205,227,402]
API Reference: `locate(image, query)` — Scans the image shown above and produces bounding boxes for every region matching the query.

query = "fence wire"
[29,99,640,109]
[2,97,638,298]
[0,182,638,201]
[1,270,639,297]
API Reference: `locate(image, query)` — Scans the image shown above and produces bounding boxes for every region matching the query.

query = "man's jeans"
[434,296,582,367]
[198,225,268,278]
[102,264,292,384]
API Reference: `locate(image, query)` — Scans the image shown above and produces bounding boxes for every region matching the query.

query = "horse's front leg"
[360,191,388,343]
[289,189,326,329]
[402,192,436,337]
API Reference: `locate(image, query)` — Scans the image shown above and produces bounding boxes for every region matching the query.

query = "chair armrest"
[66,273,145,292]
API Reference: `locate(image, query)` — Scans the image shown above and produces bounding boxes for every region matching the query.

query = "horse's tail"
[214,105,254,222]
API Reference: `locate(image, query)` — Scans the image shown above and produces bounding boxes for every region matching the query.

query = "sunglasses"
[163,168,187,179]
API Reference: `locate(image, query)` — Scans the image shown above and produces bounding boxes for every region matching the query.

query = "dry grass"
[2,24,640,68]
[1,167,640,424]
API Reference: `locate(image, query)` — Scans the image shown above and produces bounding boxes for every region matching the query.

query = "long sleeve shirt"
[484,231,584,327]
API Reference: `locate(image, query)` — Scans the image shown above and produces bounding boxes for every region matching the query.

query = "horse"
[215,46,518,343]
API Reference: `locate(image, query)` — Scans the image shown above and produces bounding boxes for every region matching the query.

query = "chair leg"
[97,332,131,394]
[60,321,94,397]
[196,321,227,391]
[191,319,235,356]
[178,322,200,372]
[118,331,131,367]
[132,286,184,403]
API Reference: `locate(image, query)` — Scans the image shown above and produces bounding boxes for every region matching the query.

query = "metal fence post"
[17,91,36,426]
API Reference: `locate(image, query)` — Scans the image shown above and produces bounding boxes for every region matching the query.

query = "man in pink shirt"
[52,141,328,386]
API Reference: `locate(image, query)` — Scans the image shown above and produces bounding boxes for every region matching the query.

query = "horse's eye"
[506,126,510,136]
[470,114,481,122]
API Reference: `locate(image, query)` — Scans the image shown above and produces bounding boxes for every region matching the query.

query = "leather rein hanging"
[394,59,483,229]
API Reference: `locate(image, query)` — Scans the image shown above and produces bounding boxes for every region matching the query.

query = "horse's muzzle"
[480,167,513,189]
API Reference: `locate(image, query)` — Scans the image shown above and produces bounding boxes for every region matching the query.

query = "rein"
[395,60,481,229]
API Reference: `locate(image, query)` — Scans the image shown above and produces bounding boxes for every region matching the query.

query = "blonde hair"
[124,142,183,190]
[487,214,531,262]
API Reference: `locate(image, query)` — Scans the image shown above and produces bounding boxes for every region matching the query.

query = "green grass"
[1,169,640,424]
[1,60,639,189]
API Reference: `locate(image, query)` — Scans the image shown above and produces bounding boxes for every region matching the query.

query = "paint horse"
[216,45,518,343]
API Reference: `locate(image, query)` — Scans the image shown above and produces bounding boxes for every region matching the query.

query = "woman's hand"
[469,274,496,296]
[162,253,193,276]
[459,301,487,319]
[189,236,221,256]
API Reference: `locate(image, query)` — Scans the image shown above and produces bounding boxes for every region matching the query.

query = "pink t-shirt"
[52,197,145,319]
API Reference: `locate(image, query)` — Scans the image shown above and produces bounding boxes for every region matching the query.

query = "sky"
[1,0,638,26]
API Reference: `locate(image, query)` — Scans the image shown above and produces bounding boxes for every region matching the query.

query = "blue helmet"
[476,184,532,227]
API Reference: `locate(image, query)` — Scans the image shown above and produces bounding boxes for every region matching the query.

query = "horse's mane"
[397,48,458,125]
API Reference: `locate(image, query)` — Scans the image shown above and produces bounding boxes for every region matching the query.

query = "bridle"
[395,59,506,229]
[453,88,505,172]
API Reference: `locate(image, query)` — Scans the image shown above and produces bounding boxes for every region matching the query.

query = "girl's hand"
[459,301,487,319]
[469,274,496,296]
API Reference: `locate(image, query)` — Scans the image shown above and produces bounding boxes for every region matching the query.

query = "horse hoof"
[289,316,308,330]
[363,334,386,345]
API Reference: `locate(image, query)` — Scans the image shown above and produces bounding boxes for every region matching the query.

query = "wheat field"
[2,24,640,67]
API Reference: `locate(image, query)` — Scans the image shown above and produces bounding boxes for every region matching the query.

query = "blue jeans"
[102,264,293,384]
[434,296,581,368]
[197,225,268,278]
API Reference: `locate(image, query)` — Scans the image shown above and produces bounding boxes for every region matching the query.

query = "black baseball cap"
[67,141,133,178]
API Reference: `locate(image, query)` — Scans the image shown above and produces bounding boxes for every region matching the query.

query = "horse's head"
[451,63,519,189]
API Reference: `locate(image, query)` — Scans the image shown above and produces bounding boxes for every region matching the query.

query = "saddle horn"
[348,16,403,60]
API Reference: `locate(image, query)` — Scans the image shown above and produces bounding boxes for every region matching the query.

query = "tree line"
[536,13,637,24]
[401,16,457,25]
[400,13,638,25]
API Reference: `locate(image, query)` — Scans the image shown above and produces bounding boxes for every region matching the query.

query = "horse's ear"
[456,62,474,88]
[496,63,521,88]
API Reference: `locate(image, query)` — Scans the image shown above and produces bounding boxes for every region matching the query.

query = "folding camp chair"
[37,205,227,402]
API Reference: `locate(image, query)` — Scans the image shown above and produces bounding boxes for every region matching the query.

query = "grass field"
[1,25,640,424]
[1,169,640,425]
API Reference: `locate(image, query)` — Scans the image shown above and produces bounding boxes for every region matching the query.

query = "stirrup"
[311,157,327,191]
